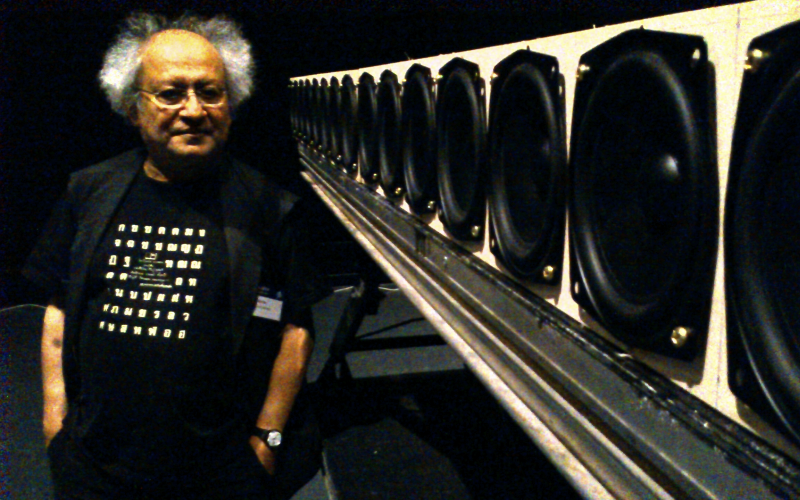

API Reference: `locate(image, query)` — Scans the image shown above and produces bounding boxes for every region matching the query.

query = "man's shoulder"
[69,149,144,186]
[226,156,300,216]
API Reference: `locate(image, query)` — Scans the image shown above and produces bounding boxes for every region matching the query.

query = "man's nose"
[180,92,206,118]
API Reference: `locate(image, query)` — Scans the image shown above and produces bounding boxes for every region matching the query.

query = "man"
[23,13,328,499]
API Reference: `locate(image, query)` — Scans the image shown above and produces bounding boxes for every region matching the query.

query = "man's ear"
[127,106,140,127]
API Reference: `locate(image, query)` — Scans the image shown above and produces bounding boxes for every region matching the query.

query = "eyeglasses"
[136,86,227,109]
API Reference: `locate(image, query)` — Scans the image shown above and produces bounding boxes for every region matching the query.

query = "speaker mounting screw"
[470,226,481,238]
[395,187,404,196]
[337,155,343,162]
[576,64,591,81]
[671,327,692,348]
[371,173,378,181]
[745,48,767,73]
[426,200,436,211]
[542,266,556,282]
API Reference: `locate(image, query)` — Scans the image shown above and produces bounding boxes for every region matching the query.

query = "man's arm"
[249,322,314,475]
[42,296,67,447]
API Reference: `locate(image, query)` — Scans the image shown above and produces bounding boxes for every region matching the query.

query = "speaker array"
[726,20,800,444]
[293,17,800,446]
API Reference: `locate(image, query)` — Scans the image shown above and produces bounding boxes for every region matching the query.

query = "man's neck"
[143,155,220,183]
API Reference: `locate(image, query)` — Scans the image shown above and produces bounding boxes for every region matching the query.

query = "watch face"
[266,430,282,448]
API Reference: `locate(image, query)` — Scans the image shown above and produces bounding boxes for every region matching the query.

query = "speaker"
[301,79,312,142]
[487,50,567,284]
[358,73,379,185]
[377,70,404,198]
[310,78,322,148]
[328,76,342,162]
[319,78,331,155]
[437,57,487,241]
[339,75,359,176]
[402,64,438,215]
[569,29,717,358]
[726,20,800,445]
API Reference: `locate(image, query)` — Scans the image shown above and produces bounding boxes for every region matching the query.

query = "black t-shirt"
[77,172,238,473]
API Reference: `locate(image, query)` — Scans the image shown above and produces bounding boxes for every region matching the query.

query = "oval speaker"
[340,75,359,176]
[358,73,379,184]
[311,78,322,148]
[378,70,404,198]
[488,50,566,284]
[402,64,437,215]
[328,76,342,162]
[569,29,717,358]
[289,81,298,135]
[727,20,800,444]
[437,58,487,241]
[319,78,331,155]
[301,79,312,142]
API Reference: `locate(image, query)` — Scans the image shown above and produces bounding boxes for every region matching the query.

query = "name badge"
[253,286,284,321]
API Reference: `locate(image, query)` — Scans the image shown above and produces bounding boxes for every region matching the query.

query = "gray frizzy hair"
[99,12,255,116]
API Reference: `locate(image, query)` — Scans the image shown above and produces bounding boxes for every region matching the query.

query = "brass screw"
[470,226,481,238]
[426,200,436,211]
[671,327,692,348]
[542,266,555,281]
[576,64,590,81]
[371,173,378,181]
[395,187,403,196]
[745,48,767,72]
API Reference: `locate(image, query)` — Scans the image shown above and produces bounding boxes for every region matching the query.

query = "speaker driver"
[311,79,322,148]
[437,58,487,241]
[378,70,404,198]
[569,29,717,357]
[302,80,312,142]
[358,73,379,185]
[328,77,342,162]
[727,20,800,444]
[340,75,359,176]
[319,78,331,155]
[402,64,437,215]
[488,50,566,284]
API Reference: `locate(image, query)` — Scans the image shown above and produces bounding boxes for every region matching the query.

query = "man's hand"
[249,435,277,475]
[42,300,67,448]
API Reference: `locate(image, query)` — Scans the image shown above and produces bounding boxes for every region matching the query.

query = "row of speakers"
[293,20,800,447]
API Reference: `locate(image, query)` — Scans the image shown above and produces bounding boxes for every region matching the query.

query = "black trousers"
[47,430,273,500]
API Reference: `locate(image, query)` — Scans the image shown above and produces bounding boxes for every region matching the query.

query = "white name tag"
[253,287,283,321]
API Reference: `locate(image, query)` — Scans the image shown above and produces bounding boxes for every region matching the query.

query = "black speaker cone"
[437,58,487,241]
[328,77,341,161]
[403,64,437,215]
[488,50,566,283]
[727,20,800,444]
[319,79,330,154]
[340,75,359,175]
[377,71,403,198]
[570,30,716,356]
[358,73,379,184]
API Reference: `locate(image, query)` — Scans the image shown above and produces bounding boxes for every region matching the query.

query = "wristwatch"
[253,426,283,451]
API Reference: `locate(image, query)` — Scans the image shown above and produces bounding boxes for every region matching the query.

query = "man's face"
[131,30,232,176]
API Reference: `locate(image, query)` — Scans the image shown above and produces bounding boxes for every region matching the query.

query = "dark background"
[1,0,744,307]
